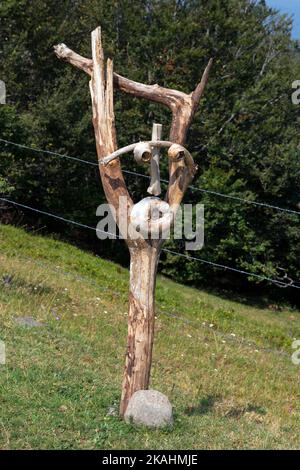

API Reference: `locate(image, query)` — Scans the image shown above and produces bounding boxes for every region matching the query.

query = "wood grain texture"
[89,27,133,229]
[119,244,160,417]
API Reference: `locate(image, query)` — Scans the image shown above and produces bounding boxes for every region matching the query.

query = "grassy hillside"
[1,224,300,450]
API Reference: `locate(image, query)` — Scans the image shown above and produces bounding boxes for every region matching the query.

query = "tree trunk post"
[120,243,161,417]
[54,27,212,419]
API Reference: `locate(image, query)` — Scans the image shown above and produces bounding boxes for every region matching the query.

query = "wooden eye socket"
[141,151,151,163]
[134,143,152,164]
[174,151,185,161]
[168,144,185,162]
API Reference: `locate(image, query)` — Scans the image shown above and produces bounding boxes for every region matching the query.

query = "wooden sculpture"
[54,27,212,417]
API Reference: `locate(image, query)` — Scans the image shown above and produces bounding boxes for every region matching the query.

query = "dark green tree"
[1,0,299,300]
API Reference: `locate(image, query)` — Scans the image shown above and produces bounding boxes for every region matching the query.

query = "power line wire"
[1,137,299,217]
[0,196,118,239]
[162,248,299,289]
[1,196,300,290]
[0,137,98,167]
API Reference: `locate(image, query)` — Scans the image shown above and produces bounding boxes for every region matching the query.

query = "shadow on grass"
[225,404,266,419]
[185,395,267,419]
[184,395,221,416]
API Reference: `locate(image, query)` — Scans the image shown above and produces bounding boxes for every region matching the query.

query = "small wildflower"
[209,323,214,328]
[51,309,60,321]
[187,334,192,338]
[230,333,236,337]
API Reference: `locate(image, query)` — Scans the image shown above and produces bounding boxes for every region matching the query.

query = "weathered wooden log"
[120,243,160,417]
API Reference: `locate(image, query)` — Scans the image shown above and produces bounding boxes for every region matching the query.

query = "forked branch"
[54,43,212,141]
[53,44,212,116]
[54,40,212,208]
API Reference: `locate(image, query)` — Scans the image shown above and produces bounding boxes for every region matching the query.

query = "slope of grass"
[1,223,300,450]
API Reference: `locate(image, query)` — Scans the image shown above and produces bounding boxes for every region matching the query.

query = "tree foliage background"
[1,0,300,302]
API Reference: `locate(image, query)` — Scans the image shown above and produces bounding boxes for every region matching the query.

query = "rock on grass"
[124,390,173,428]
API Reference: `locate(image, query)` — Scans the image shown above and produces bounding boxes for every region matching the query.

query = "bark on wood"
[54,27,212,418]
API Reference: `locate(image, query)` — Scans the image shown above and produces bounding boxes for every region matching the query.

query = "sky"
[267,0,300,39]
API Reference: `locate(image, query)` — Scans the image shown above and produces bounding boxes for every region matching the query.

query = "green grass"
[1,223,300,449]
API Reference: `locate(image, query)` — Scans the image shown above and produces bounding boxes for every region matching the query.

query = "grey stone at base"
[124,390,173,428]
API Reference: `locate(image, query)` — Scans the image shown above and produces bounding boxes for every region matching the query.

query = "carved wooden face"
[100,112,193,216]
